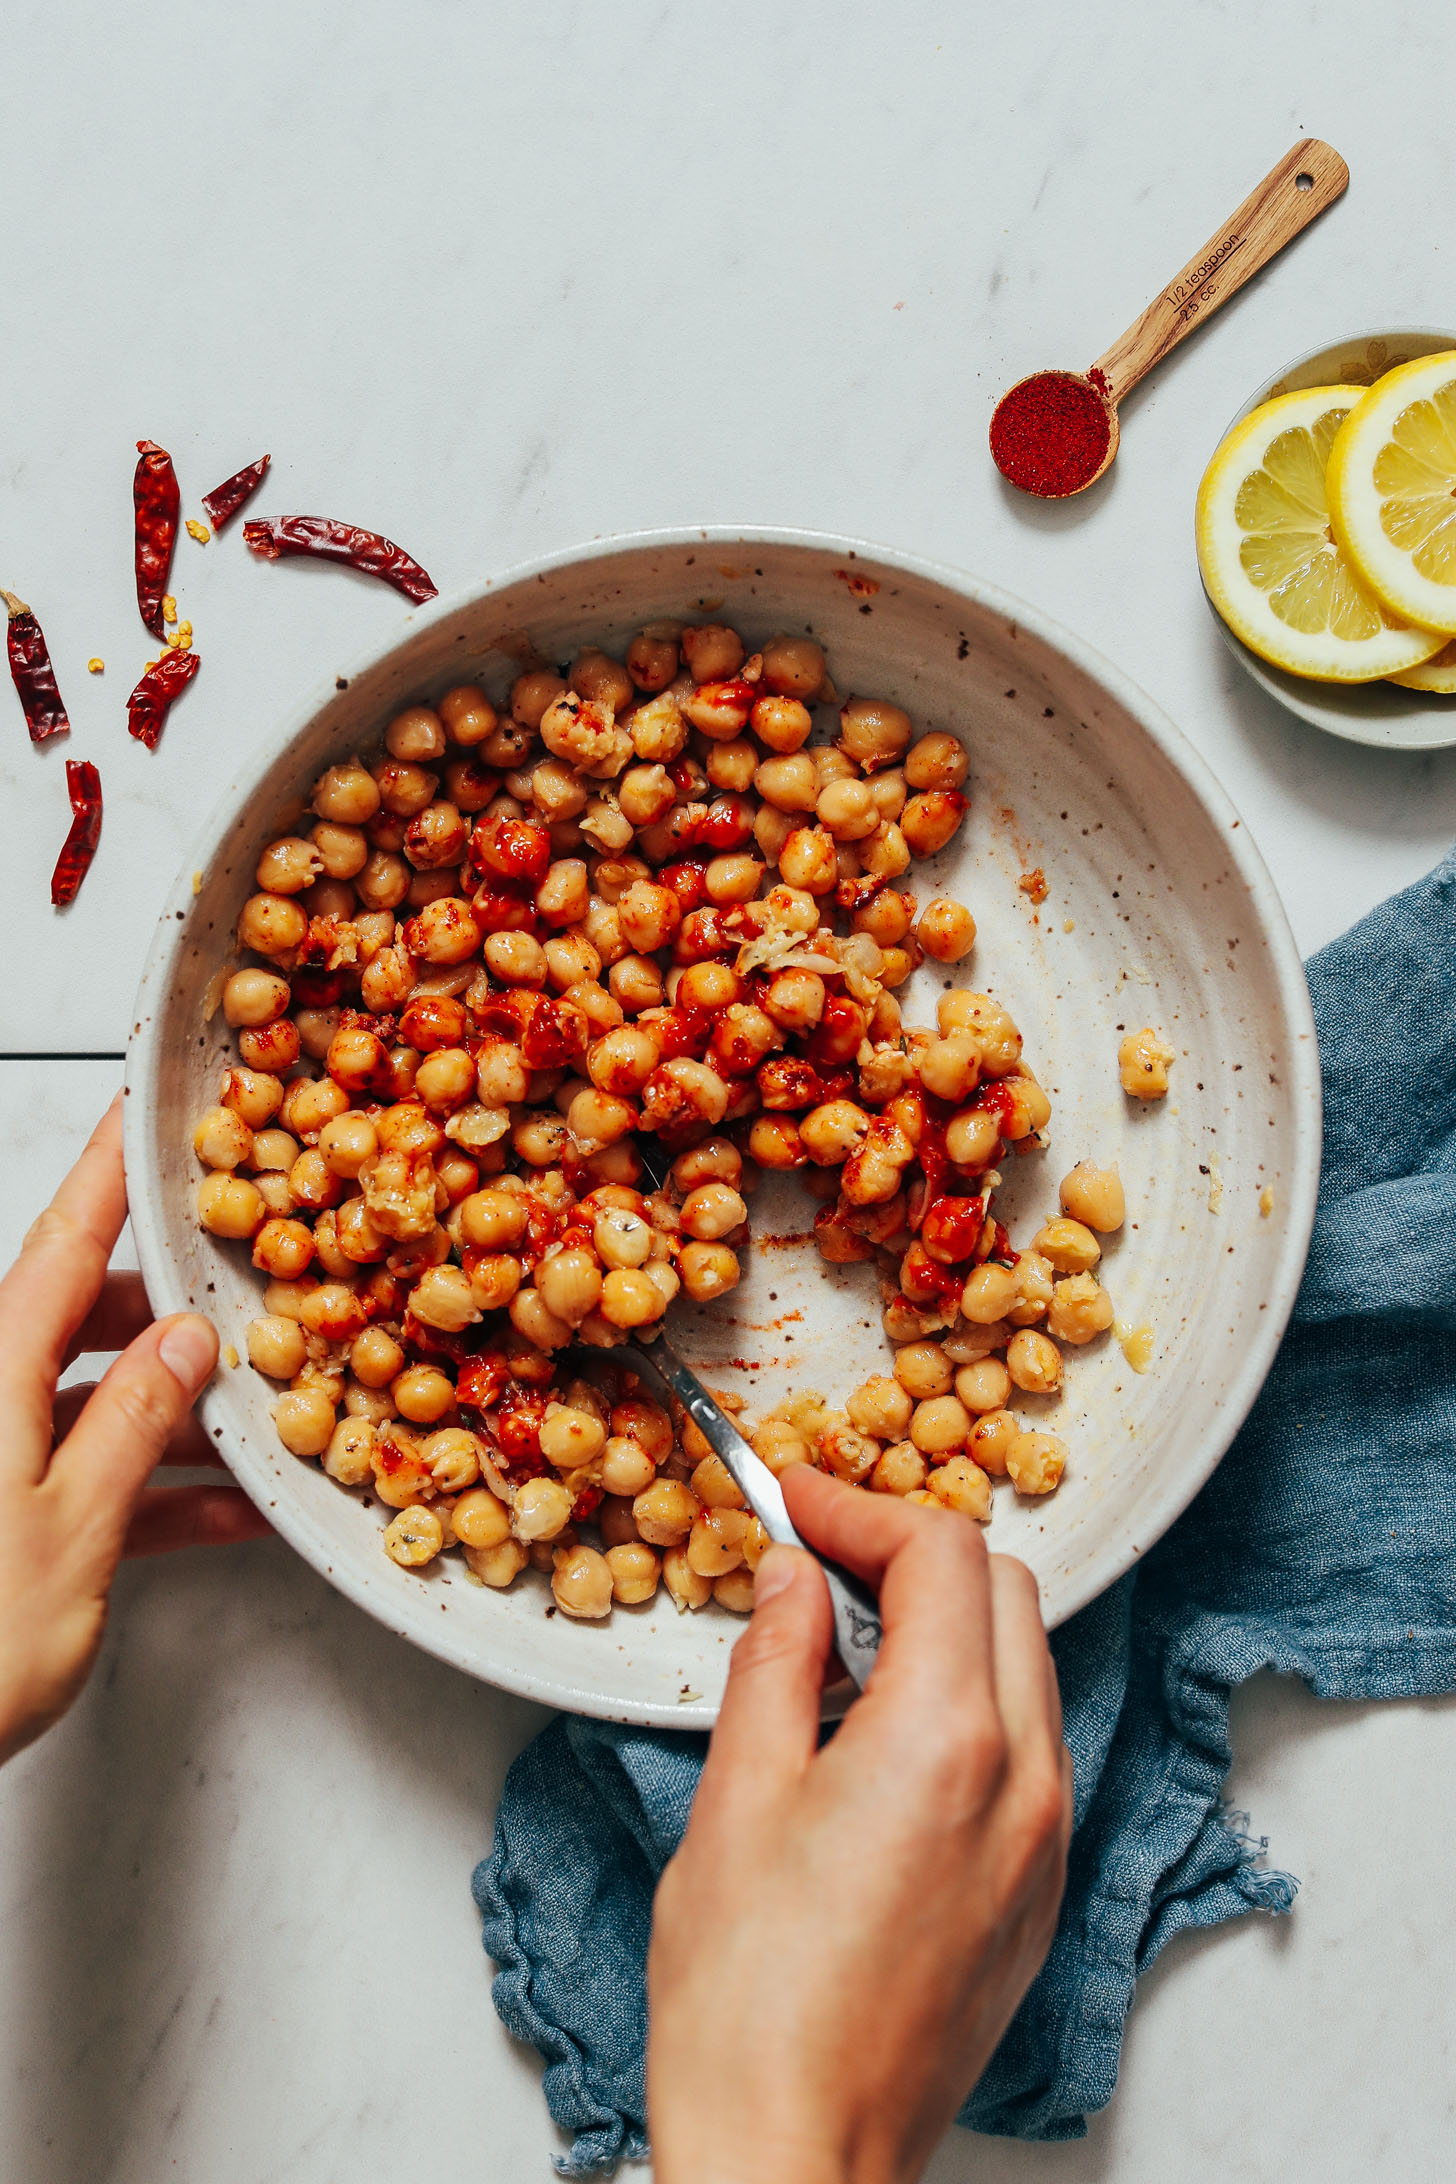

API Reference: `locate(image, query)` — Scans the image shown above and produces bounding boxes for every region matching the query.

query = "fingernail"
[158,1315,218,1395]
[752,1547,800,1607]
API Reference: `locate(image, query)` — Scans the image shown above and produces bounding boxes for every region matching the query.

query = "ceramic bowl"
[1205,326,1456,751]
[125,529,1321,1727]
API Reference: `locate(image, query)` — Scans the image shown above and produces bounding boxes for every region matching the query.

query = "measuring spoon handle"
[615,1337,884,1690]
[1091,139,1348,406]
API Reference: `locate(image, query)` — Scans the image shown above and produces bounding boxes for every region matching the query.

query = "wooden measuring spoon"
[990,138,1350,498]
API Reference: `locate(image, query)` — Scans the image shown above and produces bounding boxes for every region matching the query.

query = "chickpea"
[245,1314,307,1380]
[760,634,825,701]
[315,1113,377,1181]
[593,1207,653,1271]
[1048,1273,1114,1345]
[605,1540,660,1604]
[846,1375,914,1440]
[356,850,411,913]
[383,1505,444,1568]
[917,1035,983,1104]
[476,1041,530,1108]
[596,1268,663,1329]
[246,1219,312,1283]
[944,1106,1001,1170]
[617,880,681,954]
[686,1507,750,1577]
[313,759,381,826]
[678,1241,740,1302]
[416,1426,479,1496]
[323,1416,376,1487]
[870,1441,928,1496]
[438,684,498,746]
[1006,1328,1063,1394]
[193,1105,253,1171]
[220,1068,283,1132]
[1059,1161,1125,1233]
[819,1419,882,1484]
[970,1409,1019,1477]
[904,731,969,791]
[460,1187,528,1251]
[1032,1216,1102,1274]
[1007,1251,1055,1328]
[837,697,910,771]
[893,1341,953,1400]
[350,1326,405,1390]
[679,1183,746,1241]
[626,1478,695,1547]
[954,1356,1012,1414]
[956,1263,1013,1326]
[223,967,291,1028]
[451,1487,512,1551]
[681,624,744,683]
[536,1250,604,1329]
[762,968,825,1035]
[703,853,764,906]
[1006,1431,1067,1496]
[800,1099,871,1166]
[412,1047,476,1115]
[548,1543,612,1620]
[1118,1027,1176,1100]
[406,895,481,966]
[901,787,975,866]
[625,629,680,692]
[853,889,916,946]
[465,1537,530,1587]
[508,1286,572,1350]
[373,757,439,820]
[197,1171,265,1239]
[750,1419,811,1475]
[662,1544,712,1611]
[688,1454,745,1511]
[815,778,878,844]
[256,836,323,897]
[909,1395,972,1455]
[535,859,590,929]
[860,822,912,879]
[927,1455,992,1521]
[916,899,977,962]
[391,1363,456,1424]
[754,751,818,812]
[596,1436,654,1498]
[402,1264,477,1335]
[608,954,666,1014]
[274,1385,337,1457]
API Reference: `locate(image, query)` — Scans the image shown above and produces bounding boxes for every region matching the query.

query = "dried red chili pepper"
[134,440,181,635]
[202,452,271,531]
[3,589,69,744]
[51,759,102,906]
[243,516,438,604]
[127,648,201,749]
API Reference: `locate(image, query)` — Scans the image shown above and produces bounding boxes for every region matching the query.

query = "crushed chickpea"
[197,614,1138,1618]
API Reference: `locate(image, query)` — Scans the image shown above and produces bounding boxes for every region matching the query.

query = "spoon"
[600,1332,884,1690]
[990,138,1350,498]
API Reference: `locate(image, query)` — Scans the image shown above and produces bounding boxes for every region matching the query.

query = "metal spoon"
[602,1332,884,1691]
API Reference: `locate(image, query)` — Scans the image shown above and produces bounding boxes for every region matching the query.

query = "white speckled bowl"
[125,529,1321,1728]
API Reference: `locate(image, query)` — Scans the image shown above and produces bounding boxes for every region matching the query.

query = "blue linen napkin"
[474,847,1456,2176]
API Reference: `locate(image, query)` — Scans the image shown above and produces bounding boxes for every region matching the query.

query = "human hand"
[648,1466,1072,2184]
[0,1096,270,1766]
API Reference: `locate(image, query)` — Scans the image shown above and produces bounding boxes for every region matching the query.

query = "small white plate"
[1204,326,1456,751]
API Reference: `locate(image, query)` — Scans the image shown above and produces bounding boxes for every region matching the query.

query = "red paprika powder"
[989,371,1112,497]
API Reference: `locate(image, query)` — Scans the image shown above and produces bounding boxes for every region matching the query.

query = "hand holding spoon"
[991,138,1349,498]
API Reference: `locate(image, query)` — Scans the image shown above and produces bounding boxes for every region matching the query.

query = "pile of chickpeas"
[193,616,1127,1624]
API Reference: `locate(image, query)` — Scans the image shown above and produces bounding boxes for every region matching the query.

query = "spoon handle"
[615,1337,884,1691]
[1090,139,1348,406]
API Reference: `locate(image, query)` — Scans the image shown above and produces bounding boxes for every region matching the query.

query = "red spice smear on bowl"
[990,371,1111,497]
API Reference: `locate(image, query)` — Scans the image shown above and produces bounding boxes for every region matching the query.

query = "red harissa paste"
[990,371,1111,497]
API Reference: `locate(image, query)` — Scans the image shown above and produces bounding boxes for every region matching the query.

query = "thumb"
[697,1544,833,1823]
[51,1313,220,1551]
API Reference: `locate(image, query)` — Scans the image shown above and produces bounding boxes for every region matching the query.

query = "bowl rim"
[125,522,1322,1719]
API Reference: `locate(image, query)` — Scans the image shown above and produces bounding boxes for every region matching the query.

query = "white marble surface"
[3,2,1455,2177]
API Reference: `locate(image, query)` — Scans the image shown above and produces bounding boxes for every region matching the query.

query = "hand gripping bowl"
[125,529,1320,1728]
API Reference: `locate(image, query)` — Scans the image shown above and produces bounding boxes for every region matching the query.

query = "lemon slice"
[1196,389,1444,682]
[1328,352,1456,634]
[1387,639,1456,693]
